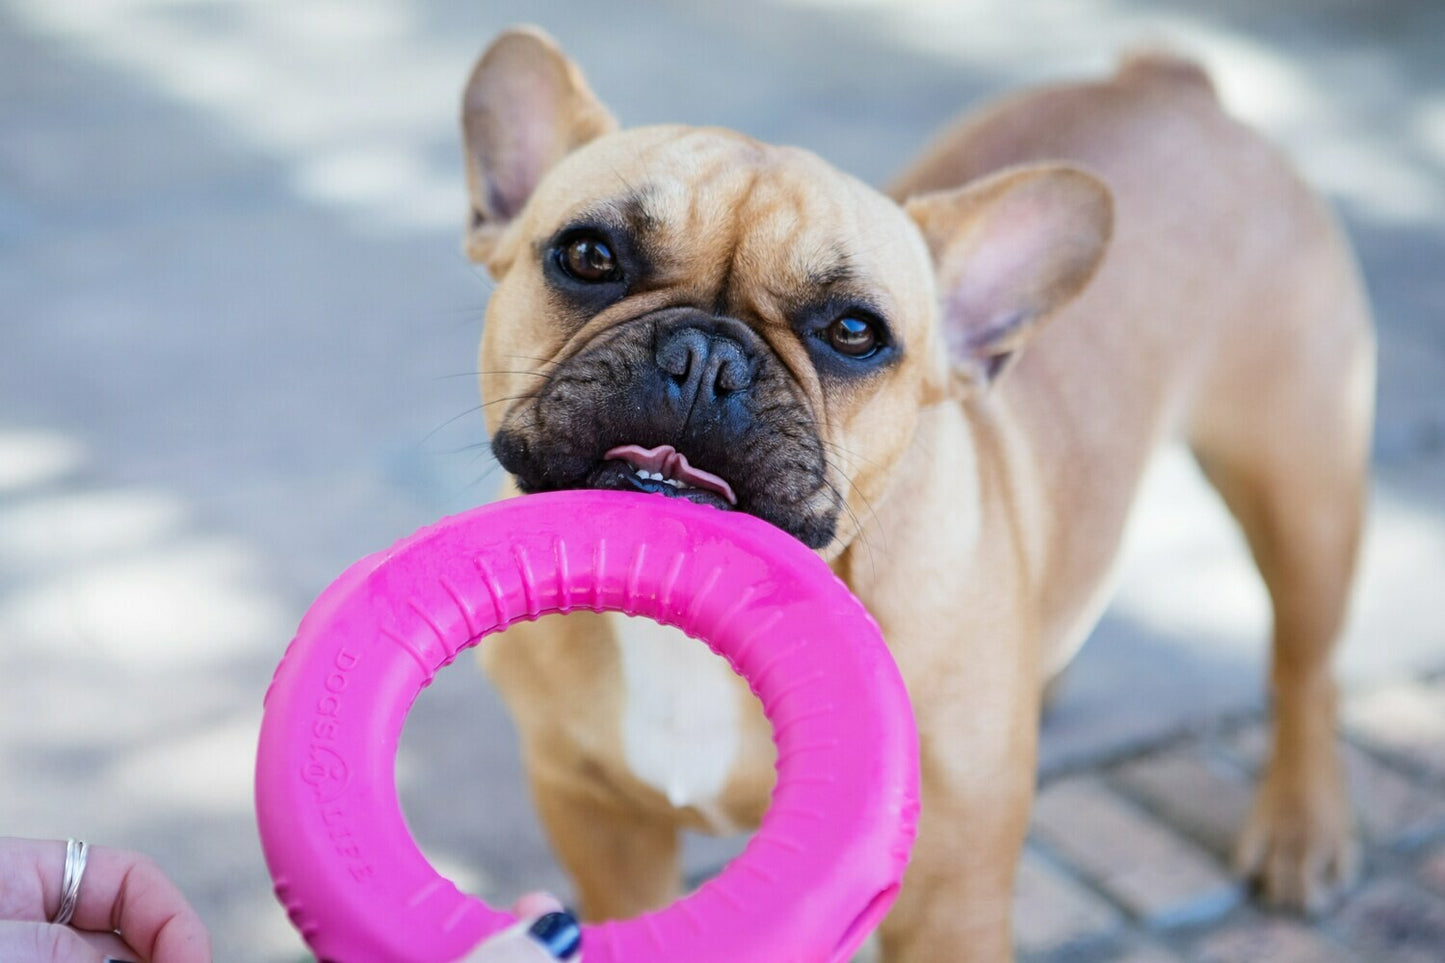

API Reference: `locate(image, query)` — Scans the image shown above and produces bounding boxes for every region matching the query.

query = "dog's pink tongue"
[604,444,738,505]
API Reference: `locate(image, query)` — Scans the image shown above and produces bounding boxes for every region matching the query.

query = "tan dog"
[460,27,1374,961]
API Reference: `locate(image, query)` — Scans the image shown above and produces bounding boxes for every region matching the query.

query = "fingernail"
[527,910,581,960]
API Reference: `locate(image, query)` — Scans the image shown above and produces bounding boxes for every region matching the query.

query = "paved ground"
[2,0,1443,960]
[1017,673,1445,962]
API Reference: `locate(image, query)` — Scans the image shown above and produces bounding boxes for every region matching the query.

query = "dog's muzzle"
[491,307,839,547]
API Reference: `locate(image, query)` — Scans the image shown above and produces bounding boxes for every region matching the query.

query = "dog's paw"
[1234,767,1359,916]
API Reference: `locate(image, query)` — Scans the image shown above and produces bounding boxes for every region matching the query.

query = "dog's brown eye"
[827,316,879,357]
[558,234,619,283]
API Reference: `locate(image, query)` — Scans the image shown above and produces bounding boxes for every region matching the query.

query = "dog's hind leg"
[1186,270,1375,913]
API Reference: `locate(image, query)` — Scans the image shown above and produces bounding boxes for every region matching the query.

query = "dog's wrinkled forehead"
[525,126,936,329]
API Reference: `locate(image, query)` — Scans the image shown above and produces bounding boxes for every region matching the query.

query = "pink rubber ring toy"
[256,490,920,962]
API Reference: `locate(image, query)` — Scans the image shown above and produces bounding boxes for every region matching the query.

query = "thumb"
[0,921,107,963]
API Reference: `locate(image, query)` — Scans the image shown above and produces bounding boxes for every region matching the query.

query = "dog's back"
[891,54,1375,669]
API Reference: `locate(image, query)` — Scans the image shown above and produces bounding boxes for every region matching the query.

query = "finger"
[0,837,66,919]
[461,911,581,963]
[1,838,208,962]
[510,893,565,919]
[73,928,137,958]
[0,919,106,963]
[65,847,211,963]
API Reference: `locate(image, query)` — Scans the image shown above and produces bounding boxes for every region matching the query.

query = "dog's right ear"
[461,27,618,266]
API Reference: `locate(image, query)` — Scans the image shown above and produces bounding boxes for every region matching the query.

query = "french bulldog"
[459,27,1375,961]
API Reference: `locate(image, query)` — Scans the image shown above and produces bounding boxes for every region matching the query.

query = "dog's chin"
[585,460,735,512]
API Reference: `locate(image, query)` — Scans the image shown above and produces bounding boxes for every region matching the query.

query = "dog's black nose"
[655,319,756,401]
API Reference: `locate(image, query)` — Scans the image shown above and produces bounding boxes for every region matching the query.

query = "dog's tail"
[1115,49,1218,101]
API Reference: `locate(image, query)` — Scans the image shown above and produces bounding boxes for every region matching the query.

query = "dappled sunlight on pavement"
[0,427,305,956]
[8,0,465,233]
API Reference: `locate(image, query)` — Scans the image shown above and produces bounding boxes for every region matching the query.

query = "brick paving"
[1016,674,1445,962]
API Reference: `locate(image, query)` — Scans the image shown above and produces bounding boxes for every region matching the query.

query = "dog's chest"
[607,612,745,820]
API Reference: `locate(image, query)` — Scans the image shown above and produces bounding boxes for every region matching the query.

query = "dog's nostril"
[715,355,751,393]
[656,333,698,381]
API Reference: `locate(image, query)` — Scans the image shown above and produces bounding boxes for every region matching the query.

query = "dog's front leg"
[484,611,684,921]
[876,660,1039,963]
[850,537,1042,960]
[837,413,1045,962]
[527,769,682,920]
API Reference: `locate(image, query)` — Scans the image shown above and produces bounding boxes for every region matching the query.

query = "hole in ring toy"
[256,489,920,962]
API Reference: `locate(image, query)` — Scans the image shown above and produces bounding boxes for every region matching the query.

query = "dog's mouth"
[589,443,738,509]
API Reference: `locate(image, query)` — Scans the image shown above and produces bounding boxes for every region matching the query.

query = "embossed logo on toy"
[303,647,361,802]
[301,647,375,884]
[301,743,349,802]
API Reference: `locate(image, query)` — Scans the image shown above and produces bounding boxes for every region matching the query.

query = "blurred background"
[2,0,1443,960]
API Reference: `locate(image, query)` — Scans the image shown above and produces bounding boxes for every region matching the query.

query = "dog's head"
[462,28,1111,556]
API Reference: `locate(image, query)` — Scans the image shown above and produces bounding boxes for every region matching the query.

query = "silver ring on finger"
[51,837,88,926]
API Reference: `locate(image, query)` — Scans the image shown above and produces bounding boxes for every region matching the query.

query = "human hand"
[0,837,211,963]
[461,893,580,962]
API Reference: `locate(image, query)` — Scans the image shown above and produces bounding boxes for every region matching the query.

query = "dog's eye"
[826,316,880,357]
[557,233,620,284]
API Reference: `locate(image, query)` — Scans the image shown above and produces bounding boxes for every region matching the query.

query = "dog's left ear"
[906,164,1113,397]
[461,27,618,266]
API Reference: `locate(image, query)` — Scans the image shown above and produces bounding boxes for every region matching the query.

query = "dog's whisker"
[444,459,508,506]
[435,439,495,458]
[818,438,888,474]
[480,393,537,413]
[419,405,490,446]
[814,445,884,578]
[470,454,505,477]
[422,395,536,451]
[499,354,563,373]
[435,370,549,384]
[478,370,553,381]
[817,472,878,578]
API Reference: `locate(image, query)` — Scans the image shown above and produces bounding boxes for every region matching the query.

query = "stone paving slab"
[1343,677,1445,780]
[1015,847,1123,956]
[1330,878,1445,963]
[1111,747,1254,861]
[1343,741,1445,847]
[1021,713,1445,963]
[1030,777,1242,929]
[1190,918,1352,963]
[1419,842,1445,897]
[1109,947,1187,963]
